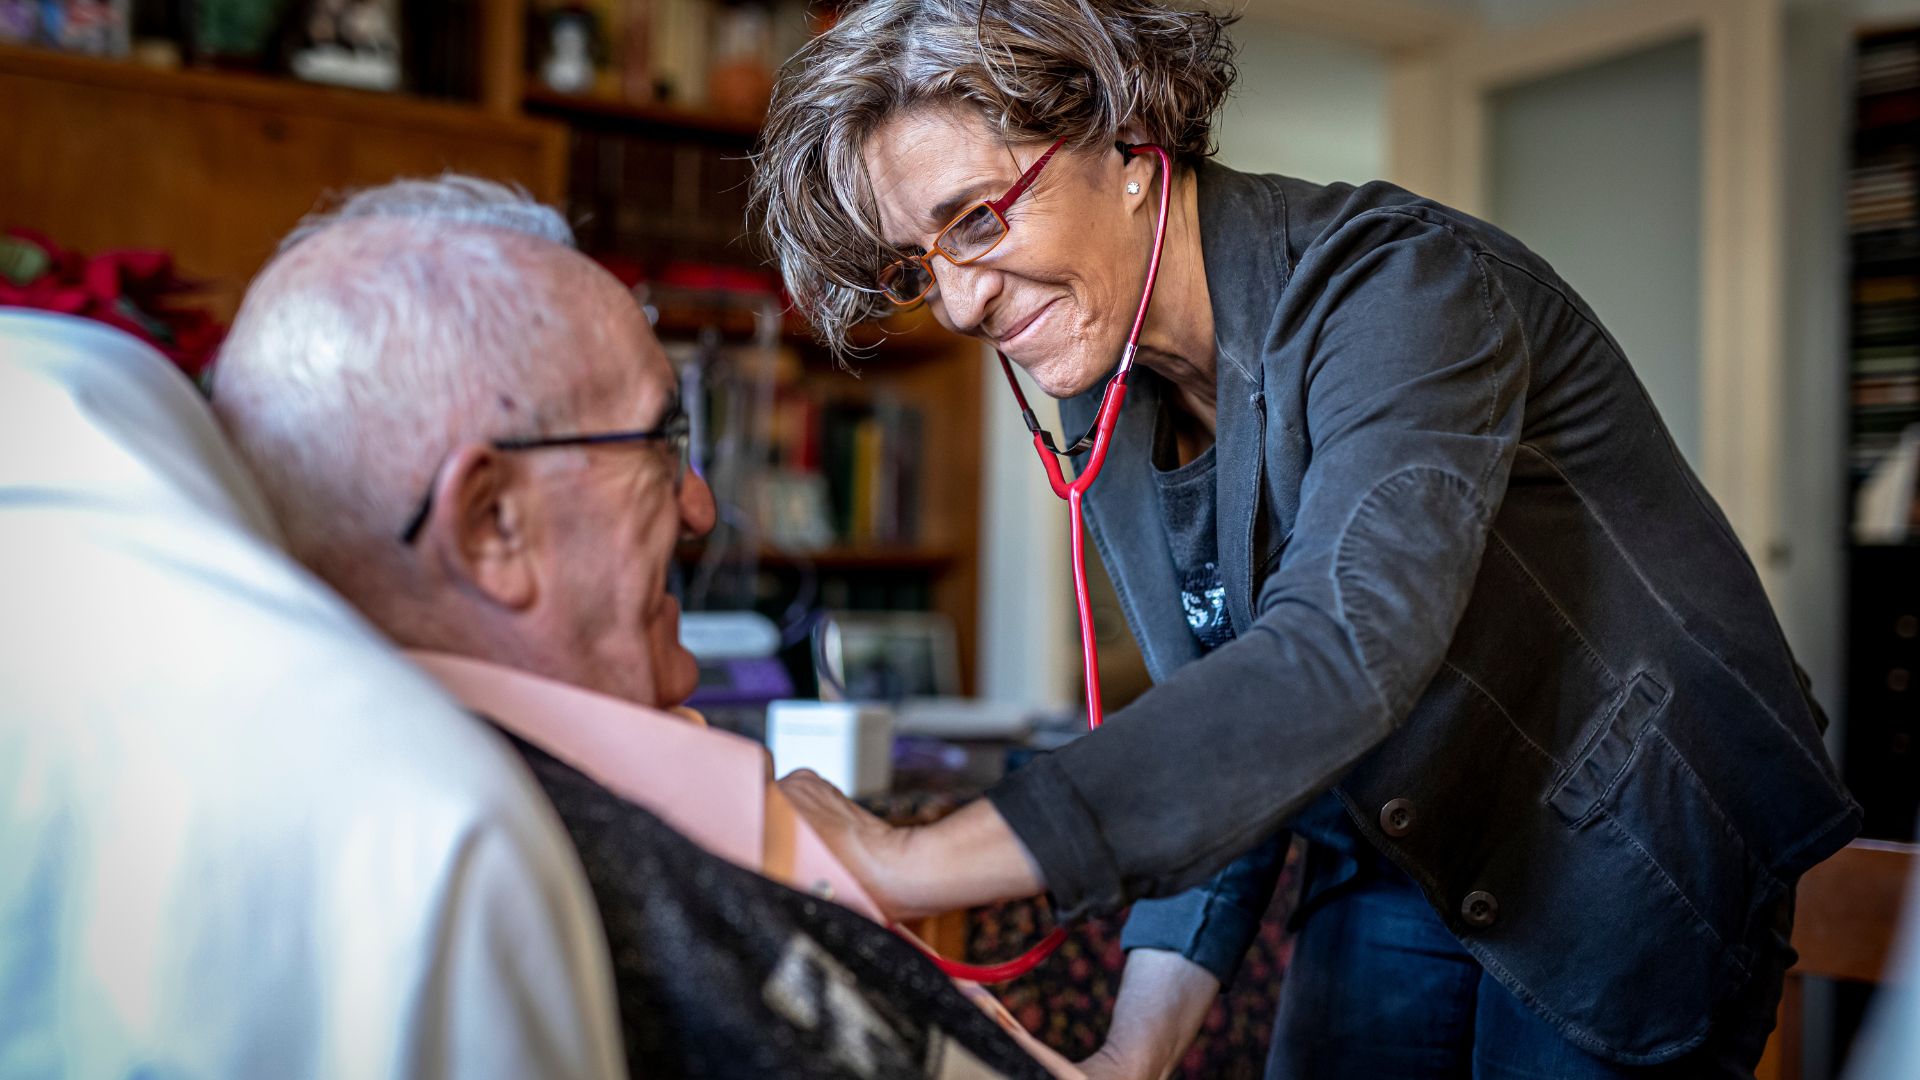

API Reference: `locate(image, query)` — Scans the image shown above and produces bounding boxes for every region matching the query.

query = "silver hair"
[211,174,608,596]
[751,0,1236,359]
[279,173,576,253]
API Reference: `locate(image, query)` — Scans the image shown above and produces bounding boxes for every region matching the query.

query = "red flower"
[0,229,225,380]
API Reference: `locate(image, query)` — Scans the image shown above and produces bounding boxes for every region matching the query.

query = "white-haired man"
[212,176,1065,1079]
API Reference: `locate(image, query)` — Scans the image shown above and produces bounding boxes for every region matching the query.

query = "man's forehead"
[622,329,682,418]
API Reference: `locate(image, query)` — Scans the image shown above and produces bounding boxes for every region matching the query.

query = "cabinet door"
[0,48,567,318]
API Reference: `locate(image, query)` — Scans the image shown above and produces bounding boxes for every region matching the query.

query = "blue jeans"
[1266,848,1793,1080]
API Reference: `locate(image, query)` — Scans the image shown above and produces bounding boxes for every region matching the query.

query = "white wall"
[1212,22,1389,183]
[976,357,1075,708]
[1777,0,1856,738]
[1486,36,1706,467]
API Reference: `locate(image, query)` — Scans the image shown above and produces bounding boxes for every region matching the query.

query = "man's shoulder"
[502,735,1056,1079]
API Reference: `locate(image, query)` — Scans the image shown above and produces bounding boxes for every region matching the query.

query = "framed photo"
[287,0,399,91]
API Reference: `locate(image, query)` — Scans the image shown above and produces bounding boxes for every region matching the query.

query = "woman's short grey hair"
[752,0,1236,358]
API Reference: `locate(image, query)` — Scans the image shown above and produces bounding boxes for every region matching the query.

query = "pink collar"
[406,651,881,920]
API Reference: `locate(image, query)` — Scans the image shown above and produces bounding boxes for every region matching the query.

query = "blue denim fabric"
[985,161,1858,1063]
[1268,841,1791,1080]
[1118,830,1288,985]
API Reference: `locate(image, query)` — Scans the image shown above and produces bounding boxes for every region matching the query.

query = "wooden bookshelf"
[0,21,987,692]
[522,86,764,140]
[0,43,566,319]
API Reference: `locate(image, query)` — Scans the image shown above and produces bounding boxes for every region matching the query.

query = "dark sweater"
[505,733,1050,1080]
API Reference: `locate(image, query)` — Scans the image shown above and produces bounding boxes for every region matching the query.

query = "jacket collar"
[1059,161,1284,679]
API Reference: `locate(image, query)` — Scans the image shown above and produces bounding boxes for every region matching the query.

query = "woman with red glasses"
[751,2,1855,1078]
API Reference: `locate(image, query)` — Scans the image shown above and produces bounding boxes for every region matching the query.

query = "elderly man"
[211,175,1062,1079]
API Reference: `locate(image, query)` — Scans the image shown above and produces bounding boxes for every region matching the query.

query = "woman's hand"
[776,768,919,915]
[777,769,1048,919]
[1076,1044,1154,1080]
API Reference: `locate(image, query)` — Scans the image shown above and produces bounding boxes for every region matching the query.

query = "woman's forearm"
[892,797,1047,918]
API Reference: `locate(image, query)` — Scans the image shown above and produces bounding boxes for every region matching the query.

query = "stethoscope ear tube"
[904,142,1173,984]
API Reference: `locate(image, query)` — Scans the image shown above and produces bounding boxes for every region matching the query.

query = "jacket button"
[1461,890,1499,929]
[1379,798,1415,837]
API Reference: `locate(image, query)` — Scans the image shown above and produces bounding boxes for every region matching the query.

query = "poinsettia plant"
[0,229,225,382]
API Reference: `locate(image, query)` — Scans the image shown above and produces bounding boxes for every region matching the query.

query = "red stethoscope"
[909,141,1174,983]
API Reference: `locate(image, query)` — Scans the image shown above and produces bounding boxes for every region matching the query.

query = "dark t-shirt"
[1151,432,1234,653]
[504,733,1050,1080]
[1150,410,1360,878]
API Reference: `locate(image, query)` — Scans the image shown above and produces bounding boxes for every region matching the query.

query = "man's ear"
[421,445,539,610]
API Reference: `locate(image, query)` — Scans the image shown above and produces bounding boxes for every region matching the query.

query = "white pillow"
[0,310,623,1080]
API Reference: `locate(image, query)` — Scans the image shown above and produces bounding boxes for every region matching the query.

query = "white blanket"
[0,310,623,1080]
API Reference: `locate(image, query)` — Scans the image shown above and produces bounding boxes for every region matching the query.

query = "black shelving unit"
[1844,29,1920,842]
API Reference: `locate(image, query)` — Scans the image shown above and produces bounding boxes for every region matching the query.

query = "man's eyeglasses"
[877,136,1068,306]
[398,413,692,545]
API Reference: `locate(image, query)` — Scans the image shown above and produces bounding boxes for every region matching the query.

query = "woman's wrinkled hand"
[777,768,921,917]
[1075,1045,1150,1080]
[779,769,1048,921]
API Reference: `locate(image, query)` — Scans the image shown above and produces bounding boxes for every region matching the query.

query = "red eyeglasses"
[877,136,1069,305]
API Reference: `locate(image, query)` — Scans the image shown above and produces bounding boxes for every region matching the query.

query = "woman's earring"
[1126,181,1141,195]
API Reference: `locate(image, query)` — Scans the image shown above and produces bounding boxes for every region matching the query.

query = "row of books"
[1860,35,1920,98]
[756,388,924,550]
[1852,34,1920,529]
[1850,157,1917,232]
[1851,281,1920,484]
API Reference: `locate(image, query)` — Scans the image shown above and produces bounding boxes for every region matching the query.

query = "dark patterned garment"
[502,732,1052,1080]
[868,791,1298,1079]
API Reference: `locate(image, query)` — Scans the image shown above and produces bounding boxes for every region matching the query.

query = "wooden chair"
[1756,839,1918,1080]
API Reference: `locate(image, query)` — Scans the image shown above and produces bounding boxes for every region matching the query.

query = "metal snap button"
[1379,798,1415,838]
[1462,890,1499,929]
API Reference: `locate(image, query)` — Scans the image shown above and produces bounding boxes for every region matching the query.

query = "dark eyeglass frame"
[878,136,1069,306]
[398,413,692,545]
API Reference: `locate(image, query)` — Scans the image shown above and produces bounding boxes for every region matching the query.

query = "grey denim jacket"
[984,161,1859,1064]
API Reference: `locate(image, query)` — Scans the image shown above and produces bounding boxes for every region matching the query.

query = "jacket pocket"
[1547,671,1670,826]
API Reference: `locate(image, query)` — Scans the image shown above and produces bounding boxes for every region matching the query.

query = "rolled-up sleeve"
[1118,829,1289,986]
[986,212,1525,921]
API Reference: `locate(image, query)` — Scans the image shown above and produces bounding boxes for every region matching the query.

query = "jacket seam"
[1597,811,1738,965]
[1773,804,1865,870]
[1508,443,1844,788]
[1307,207,1511,483]
[1644,726,1785,896]
[1439,660,1555,765]
[1487,530,1622,687]
[1490,250,1755,561]
[1462,931,1710,1064]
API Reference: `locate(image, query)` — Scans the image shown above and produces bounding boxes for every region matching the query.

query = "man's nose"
[679,468,718,540]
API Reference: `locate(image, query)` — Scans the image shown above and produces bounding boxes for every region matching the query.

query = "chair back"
[1758,839,1918,1080]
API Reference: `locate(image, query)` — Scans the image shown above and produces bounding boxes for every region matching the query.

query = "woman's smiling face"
[862,105,1160,399]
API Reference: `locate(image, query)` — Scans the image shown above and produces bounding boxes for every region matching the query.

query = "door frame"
[1389,0,1789,595]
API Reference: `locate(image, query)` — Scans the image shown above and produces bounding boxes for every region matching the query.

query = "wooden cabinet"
[0,36,984,690]
[0,43,566,319]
